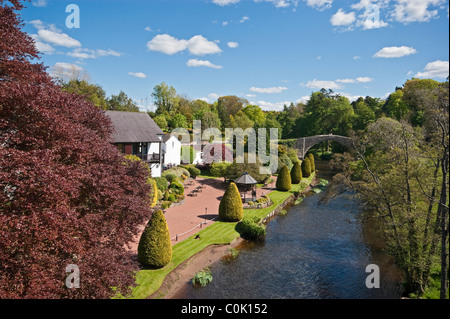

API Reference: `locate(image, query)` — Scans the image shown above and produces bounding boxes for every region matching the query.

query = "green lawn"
[128,173,315,299]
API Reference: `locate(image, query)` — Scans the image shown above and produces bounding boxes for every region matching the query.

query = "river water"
[175,161,404,299]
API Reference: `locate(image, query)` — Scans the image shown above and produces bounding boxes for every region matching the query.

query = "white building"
[105,111,164,177]
[162,134,181,167]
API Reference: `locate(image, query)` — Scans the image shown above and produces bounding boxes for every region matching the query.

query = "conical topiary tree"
[276,165,292,191]
[308,153,315,172]
[290,161,302,184]
[301,157,311,178]
[219,182,243,222]
[138,210,172,268]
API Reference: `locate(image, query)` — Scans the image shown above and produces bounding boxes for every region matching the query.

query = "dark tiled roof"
[105,111,163,143]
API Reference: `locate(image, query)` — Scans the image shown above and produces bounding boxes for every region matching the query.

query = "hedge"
[235,216,266,241]
[219,182,243,222]
[307,153,315,172]
[290,161,302,184]
[301,157,312,178]
[276,165,292,191]
[137,210,172,268]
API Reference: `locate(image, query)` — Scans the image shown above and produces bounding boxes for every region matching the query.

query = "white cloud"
[391,0,445,23]
[38,29,81,48]
[212,0,241,5]
[415,60,449,78]
[303,0,333,10]
[144,26,153,32]
[67,48,121,60]
[252,100,292,111]
[186,59,223,69]
[147,34,222,56]
[188,35,223,55]
[336,77,374,84]
[331,9,357,25]
[129,72,147,79]
[50,62,84,79]
[373,46,417,58]
[301,79,343,90]
[227,42,239,48]
[249,86,288,93]
[32,0,47,7]
[147,34,188,55]
[254,0,301,9]
[240,16,250,23]
[353,55,362,60]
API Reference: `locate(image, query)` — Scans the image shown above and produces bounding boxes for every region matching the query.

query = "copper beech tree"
[0,0,153,298]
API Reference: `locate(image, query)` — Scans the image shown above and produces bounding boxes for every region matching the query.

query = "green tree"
[219,182,244,222]
[242,104,266,127]
[217,95,247,131]
[301,157,311,178]
[137,210,172,268]
[230,110,254,130]
[152,82,179,115]
[106,91,140,112]
[296,89,354,137]
[61,79,107,110]
[352,98,376,131]
[153,114,168,131]
[290,161,302,184]
[384,89,409,121]
[276,165,292,191]
[169,113,187,129]
[201,110,221,130]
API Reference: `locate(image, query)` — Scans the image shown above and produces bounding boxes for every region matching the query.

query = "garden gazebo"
[234,172,257,202]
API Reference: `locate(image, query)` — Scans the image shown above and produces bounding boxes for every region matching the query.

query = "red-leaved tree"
[0,0,153,298]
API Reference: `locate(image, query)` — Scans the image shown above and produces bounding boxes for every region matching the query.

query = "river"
[175,161,404,299]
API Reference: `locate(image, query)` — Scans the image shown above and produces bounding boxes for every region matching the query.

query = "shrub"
[276,165,292,191]
[167,194,176,202]
[236,216,266,241]
[301,158,311,178]
[169,180,184,195]
[192,267,213,287]
[157,189,163,201]
[307,153,316,172]
[162,172,177,182]
[149,178,158,208]
[219,182,243,222]
[161,201,172,209]
[187,166,201,178]
[154,177,168,192]
[137,210,172,268]
[290,161,302,184]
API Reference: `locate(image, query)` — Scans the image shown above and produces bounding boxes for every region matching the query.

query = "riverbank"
[144,174,317,299]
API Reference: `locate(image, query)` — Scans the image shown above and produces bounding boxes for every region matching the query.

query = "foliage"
[301,158,312,178]
[149,179,158,208]
[61,79,107,110]
[236,216,266,241]
[162,171,177,182]
[290,161,302,184]
[276,165,292,191]
[106,91,140,112]
[169,180,184,196]
[0,2,152,298]
[219,182,244,222]
[307,153,316,172]
[137,210,172,268]
[192,267,213,287]
[225,153,270,184]
[154,177,169,192]
[181,145,195,164]
[209,162,232,179]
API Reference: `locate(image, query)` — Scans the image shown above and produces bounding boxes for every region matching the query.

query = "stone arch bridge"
[294,135,354,159]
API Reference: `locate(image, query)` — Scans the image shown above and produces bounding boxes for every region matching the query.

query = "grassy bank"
[128,173,315,299]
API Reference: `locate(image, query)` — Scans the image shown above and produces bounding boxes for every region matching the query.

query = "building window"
[117,144,125,153]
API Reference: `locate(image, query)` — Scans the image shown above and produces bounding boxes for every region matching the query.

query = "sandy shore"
[149,238,245,299]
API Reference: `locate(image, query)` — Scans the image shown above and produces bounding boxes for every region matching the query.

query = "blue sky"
[22,0,449,111]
